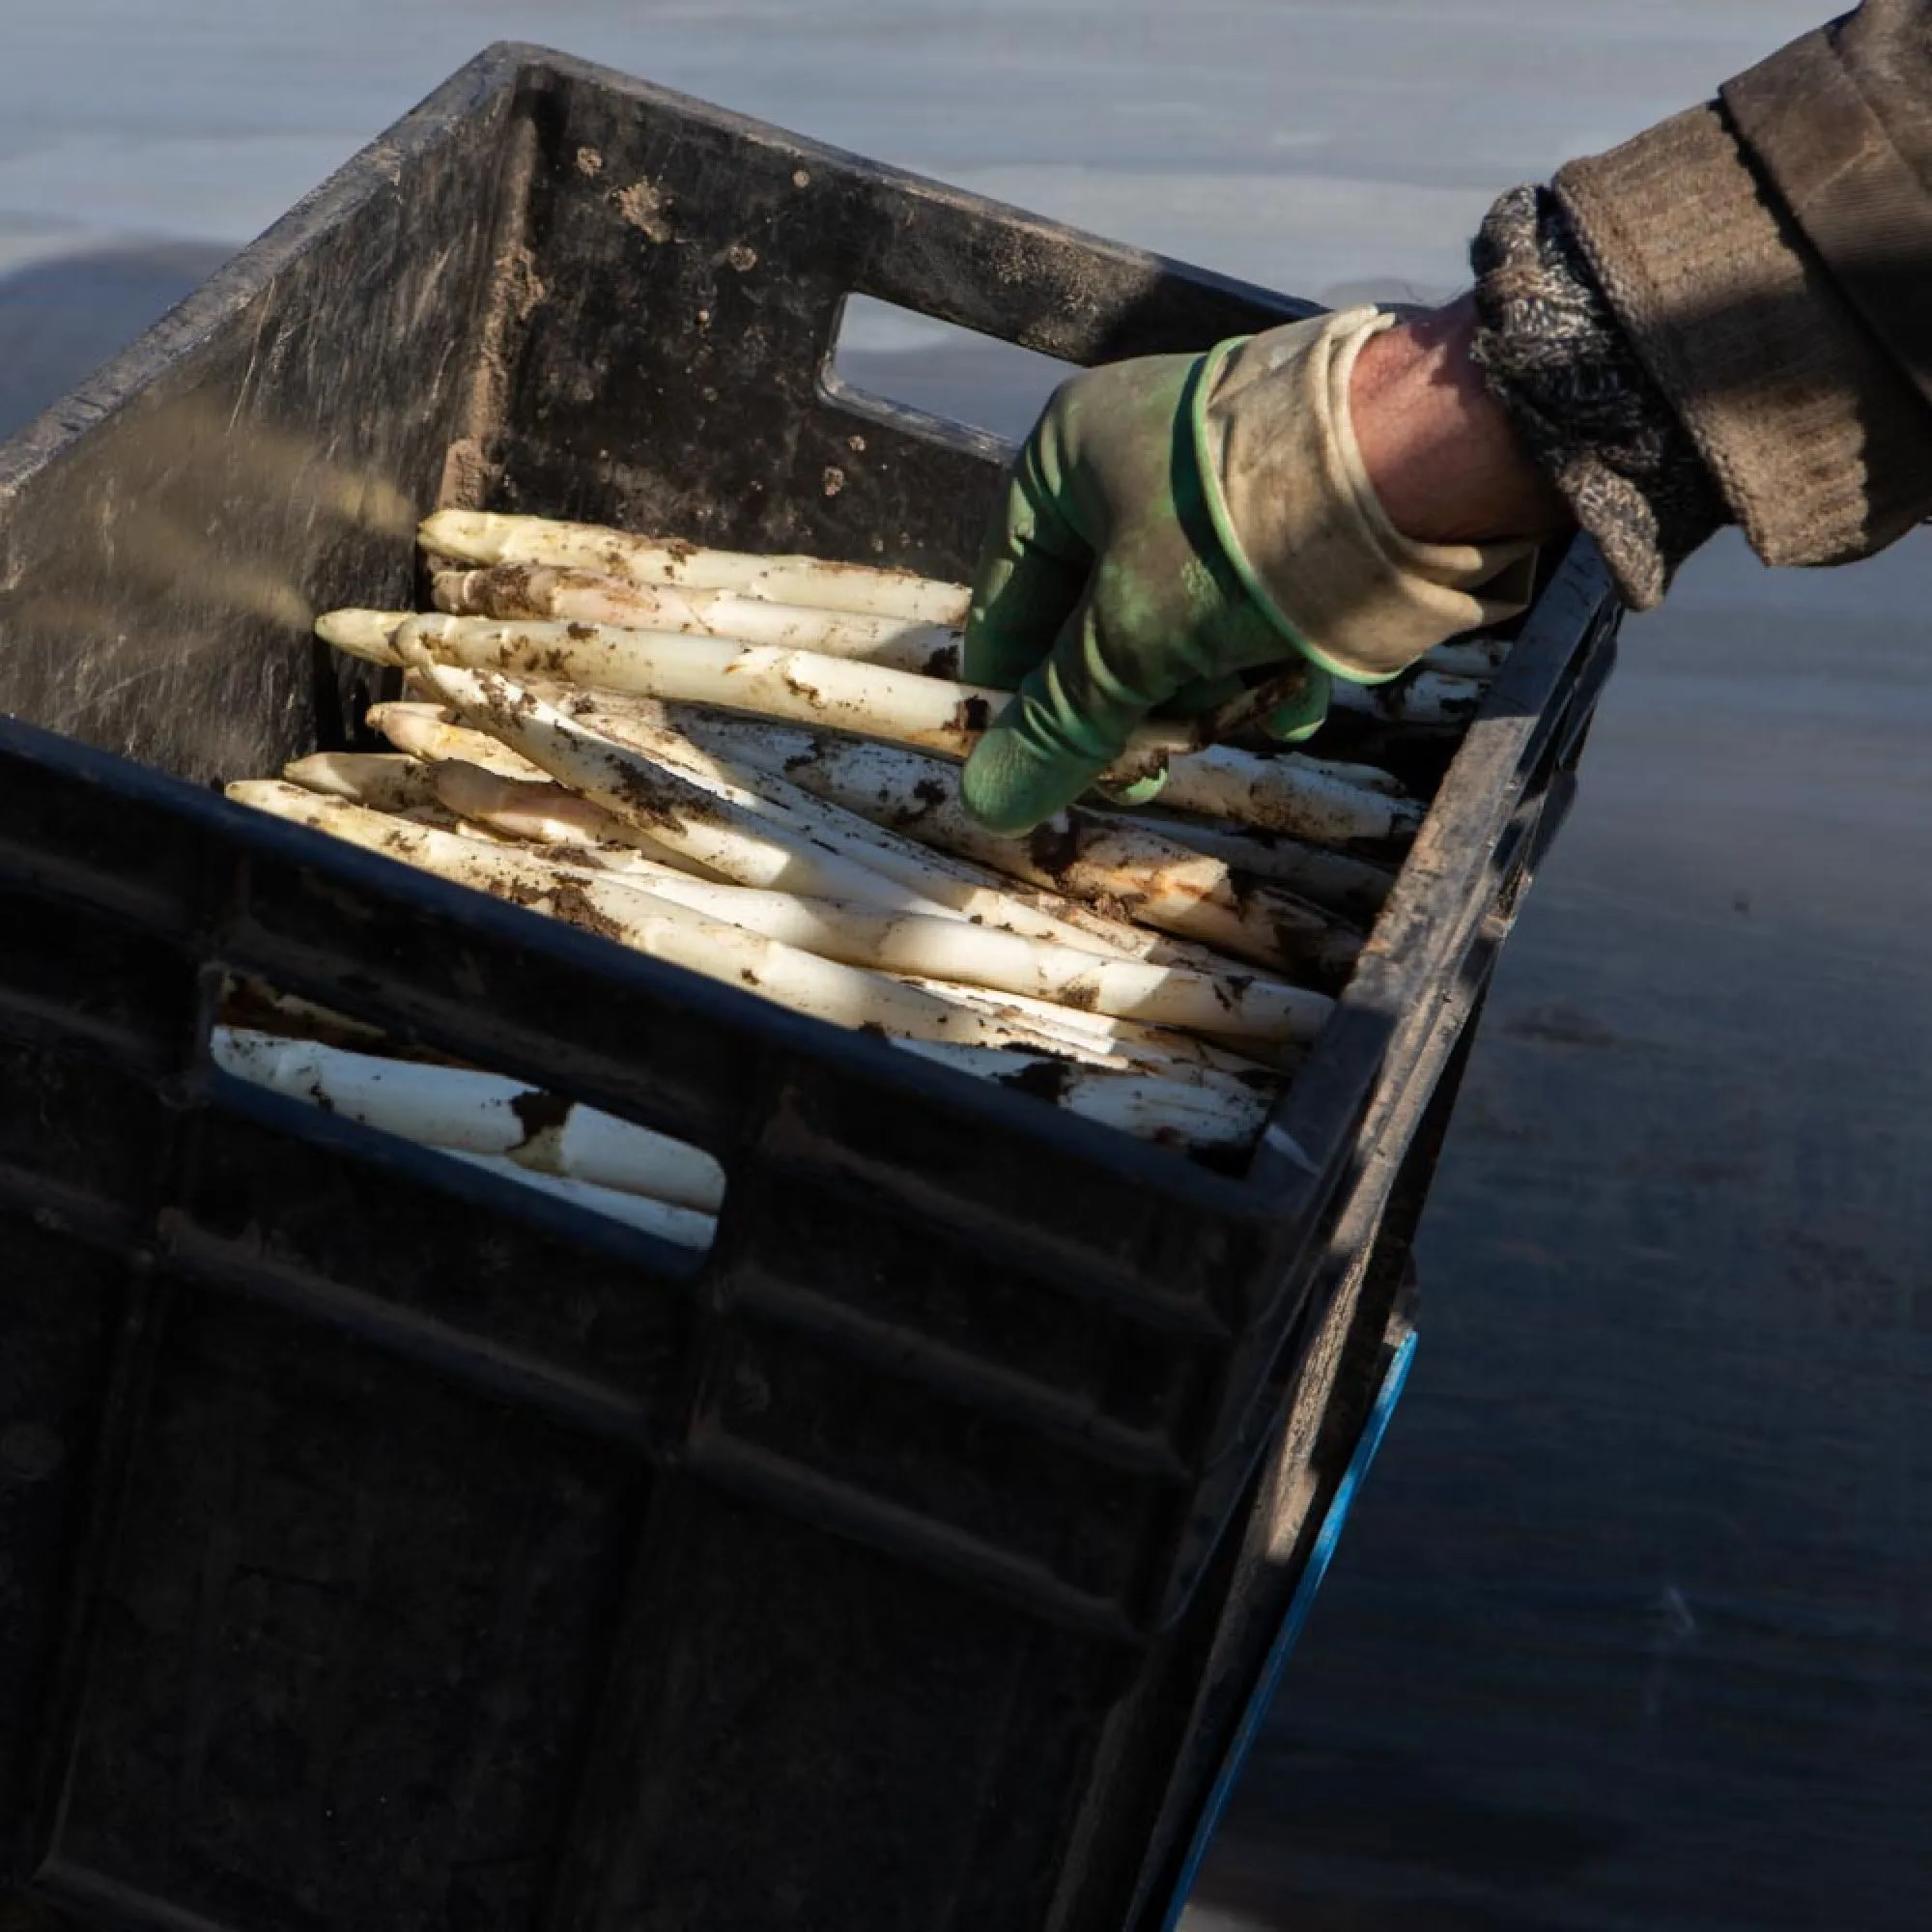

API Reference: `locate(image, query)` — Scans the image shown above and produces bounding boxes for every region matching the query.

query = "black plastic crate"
[0,44,1619,1932]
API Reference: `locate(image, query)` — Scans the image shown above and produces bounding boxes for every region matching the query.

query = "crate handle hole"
[825,296,1077,446]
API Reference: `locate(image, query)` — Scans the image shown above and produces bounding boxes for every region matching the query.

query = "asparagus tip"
[418,508,497,560]
[316,608,412,664]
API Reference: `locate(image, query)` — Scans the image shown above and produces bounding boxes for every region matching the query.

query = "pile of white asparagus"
[220,510,1509,1237]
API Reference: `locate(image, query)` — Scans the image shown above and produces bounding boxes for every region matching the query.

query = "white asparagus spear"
[892,1040,1272,1152]
[537,690,1246,969]
[426,759,723,883]
[1329,670,1485,728]
[224,782,1122,1058]
[434,565,965,671]
[368,702,553,782]
[1087,808,1395,924]
[665,716,1362,982]
[415,801,1331,1045]
[431,759,651,852]
[385,611,1081,755]
[417,659,1226,973]
[441,1151,716,1248]
[1154,743,1423,845]
[317,609,414,659]
[235,780,1222,1083]
[560,692,1334,982]
[891,975,1297,1080]
[329,609,1414,846]
[427,564,1468,760]
[375,669,1293,986]
[426,570,1435,799]
[563,615,1417,844]
[345,611,1202,767]
[283,751,440,813]
[418,563,1433,794]
[401,655,956,919]
[277,753,484,840]
[412,771,1310,1064]
[211,1026,726,1211]
[419,510,972,626]
[232,789,1258,1139]
[1423,636,1510,680]
[1278,753,1411,799]
[395,675,1191,969]
[882,976,1261,1086]
[429,756,1305,1022]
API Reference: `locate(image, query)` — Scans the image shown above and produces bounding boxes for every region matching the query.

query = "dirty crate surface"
[0,43,1619,1932]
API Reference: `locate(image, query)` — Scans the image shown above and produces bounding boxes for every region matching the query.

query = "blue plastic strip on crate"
[1160,1326,1418,1932]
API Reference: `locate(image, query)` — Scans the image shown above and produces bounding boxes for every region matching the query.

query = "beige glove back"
[959,305,1536,836]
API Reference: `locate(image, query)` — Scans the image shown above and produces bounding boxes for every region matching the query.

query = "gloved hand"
[959,306,1539,836]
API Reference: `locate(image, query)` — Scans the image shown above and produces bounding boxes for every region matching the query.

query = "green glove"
[960,306,1541,837]
[959,351,1327,838]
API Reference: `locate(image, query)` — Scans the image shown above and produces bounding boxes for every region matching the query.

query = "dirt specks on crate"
[822,466,845,497]
[437,438,494,514]
[847,434,867,453]
[792,168,812,188]
[575,147,605,178]
[724,242,758,272]
[498,241,545,323]
[615,181,673,242]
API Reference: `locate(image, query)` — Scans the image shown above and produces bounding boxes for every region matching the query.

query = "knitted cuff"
[1468,184,1728,610]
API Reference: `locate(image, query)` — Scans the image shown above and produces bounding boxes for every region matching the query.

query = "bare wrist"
[1350,294,1572,547]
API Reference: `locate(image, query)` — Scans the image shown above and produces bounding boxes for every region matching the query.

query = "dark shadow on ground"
[0,242,232,440]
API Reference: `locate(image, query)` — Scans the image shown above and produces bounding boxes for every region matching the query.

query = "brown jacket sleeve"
[1552,2,1932,570]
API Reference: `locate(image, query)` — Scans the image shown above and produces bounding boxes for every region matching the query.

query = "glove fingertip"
[961,722,1095,837]
[1092,768,1169,809]
[1264,661,1333,743]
